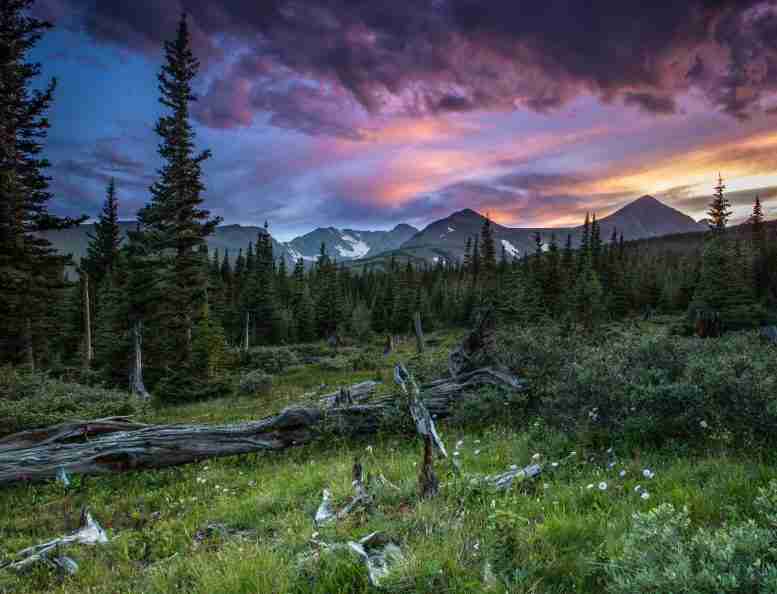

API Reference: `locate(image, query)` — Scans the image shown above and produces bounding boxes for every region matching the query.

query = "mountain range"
[41,195,706,269]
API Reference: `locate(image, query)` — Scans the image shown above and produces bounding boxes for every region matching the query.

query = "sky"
[28,0,777,241]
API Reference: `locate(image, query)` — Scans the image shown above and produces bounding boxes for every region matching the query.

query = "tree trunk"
[82,272,93,368]
[130,319,149,400]
[384,335,394,355]
[243,311,250,352]
[22,314,34,373]
[413,312,425,354]
[0,367,525,487]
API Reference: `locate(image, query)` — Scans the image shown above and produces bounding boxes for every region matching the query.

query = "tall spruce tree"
[0,0,85,368]
[85,177,122,285]
[707,174,732,233]
[136,14,221,368]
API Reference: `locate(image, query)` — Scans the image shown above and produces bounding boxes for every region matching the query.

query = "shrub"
[317,356,351,372]
[242,346,299,374]
[154,369,231,404]
[497,325,777,447]
[0,366,146,437]
[606,503,777,593]
[239,370,273,396]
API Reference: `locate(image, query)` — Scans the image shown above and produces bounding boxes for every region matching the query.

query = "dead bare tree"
[82,271,93,368]
[130,319,150,400]
[414,312,425,354]
[418,434,438,498]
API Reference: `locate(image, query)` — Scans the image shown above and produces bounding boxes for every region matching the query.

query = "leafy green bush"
[497,325,777,446]
[238,370,273,396]
[0,366,146,436]
[154,369,231,404]
[606,501,777,593]
[317,356,351,372]
[242,346,299,374]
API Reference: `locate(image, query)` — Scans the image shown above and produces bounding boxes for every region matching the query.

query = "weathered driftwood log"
[0,369,525,487]
[318,381,379,407]
[0,417,149,453]
[1,507,108,574]
[448,307,501,378]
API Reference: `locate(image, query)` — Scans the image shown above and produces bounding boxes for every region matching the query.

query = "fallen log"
[0,368,525,487]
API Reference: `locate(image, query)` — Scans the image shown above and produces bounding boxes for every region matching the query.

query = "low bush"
[317,356,351,372]
[154,370,231,405]
[241,346,299,374]
[238,370,273,396]
[606,489,777,593]
[497,325,777,447]
[0,366,146,436]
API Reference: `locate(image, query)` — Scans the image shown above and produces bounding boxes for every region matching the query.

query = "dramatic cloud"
[35,0,777,138]
[30,0,777,237]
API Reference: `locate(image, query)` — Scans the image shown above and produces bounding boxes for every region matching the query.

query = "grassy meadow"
[3,320,777,593]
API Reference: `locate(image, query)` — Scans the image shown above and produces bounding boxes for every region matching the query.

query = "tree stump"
[418,434,439,498]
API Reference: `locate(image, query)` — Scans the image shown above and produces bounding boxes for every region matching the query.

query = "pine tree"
[749,195,770,299]
[136,13,221,368]
[85,178,122,285]
[480,216,497,273]
[707,174,732,233]
[749,195,765,242]
[0,1,84,368]
[93,269,129,386]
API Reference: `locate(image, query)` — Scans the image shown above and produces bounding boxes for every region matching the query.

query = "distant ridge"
[399,194,706,263]
[40,195,705,268]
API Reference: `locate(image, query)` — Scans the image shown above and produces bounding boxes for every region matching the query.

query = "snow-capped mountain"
[397,195,706,263]
[284,224,418,262]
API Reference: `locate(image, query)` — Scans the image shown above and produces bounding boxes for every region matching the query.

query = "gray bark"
[23,314,34,372]
[0,368,525,487]
[82,272,93,367]
[414,312,425,353]
[130,319,150,400]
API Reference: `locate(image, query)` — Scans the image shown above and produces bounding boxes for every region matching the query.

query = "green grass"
[2,326,777,593]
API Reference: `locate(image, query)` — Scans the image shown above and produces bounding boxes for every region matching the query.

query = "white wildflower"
[700,420,708,429]
[365,445,374,454]
[570,451,577,456]
[641,492,650,500]
[510,464,518,470]
[598,482,608,491]
[642,469,655,479]
[634,485,642,492]
[606,447,613,454]
[587,484,594,490]
[619,470,627,478]
[532,453,541,461]
[456,440,464,448]
[551,462,559,468]
[453,451,460,457]
[474,449,481,455]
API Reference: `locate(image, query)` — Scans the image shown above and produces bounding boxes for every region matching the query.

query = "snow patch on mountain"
[286,245,317,262]
[501,239,520,258]
[336,234,371,258]
[447,227,455,232]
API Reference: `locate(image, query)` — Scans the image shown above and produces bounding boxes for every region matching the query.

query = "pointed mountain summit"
[597,195,706,239]
[398,195,706,263]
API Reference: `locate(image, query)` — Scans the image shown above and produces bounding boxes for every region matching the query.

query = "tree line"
[1,1,774,402]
